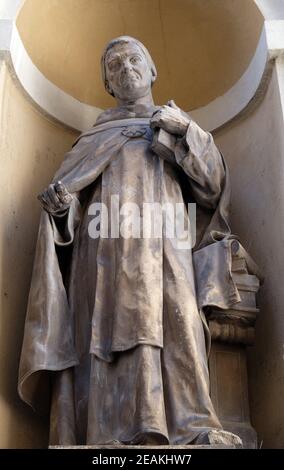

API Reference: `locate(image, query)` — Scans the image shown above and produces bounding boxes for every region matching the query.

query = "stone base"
[209,342,258,449]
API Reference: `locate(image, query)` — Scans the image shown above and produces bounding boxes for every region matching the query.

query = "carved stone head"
[101,36,157,102]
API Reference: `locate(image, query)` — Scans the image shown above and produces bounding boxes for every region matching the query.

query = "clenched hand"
[150,100,190,137]
[38,181,73,214]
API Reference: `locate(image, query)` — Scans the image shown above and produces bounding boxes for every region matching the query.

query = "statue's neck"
[95,102,160,125]
[116,93,155,108]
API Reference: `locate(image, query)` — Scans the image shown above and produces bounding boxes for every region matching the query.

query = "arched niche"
[0,0,267,131]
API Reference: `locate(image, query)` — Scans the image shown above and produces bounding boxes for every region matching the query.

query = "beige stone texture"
[215,64,284,449]
[0,60,78,448]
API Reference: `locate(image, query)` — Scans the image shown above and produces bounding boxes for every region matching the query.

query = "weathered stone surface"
[18,35,257,449]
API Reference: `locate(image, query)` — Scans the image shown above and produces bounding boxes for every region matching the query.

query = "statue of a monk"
[18,36,243,446]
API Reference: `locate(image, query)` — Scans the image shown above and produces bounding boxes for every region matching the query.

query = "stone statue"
[18,36,243,447]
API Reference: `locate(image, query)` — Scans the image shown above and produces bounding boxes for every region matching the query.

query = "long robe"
[18,105,240,445]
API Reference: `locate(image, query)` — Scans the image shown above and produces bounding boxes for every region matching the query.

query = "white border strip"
[265,20,284,57]
[190,26,268,130]
[0,19,13,51]
[0,0,24,20]
[254,0,284,20]
[10,25,102,130]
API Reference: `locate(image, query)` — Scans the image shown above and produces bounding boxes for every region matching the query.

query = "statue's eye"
[130,56,141,64]
[108,60,120,72]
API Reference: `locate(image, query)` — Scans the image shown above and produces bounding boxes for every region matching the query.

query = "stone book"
[151,128,177,165]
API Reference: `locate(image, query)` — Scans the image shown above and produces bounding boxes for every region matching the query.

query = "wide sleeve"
[49,193,82,247]
[174,120,225,210]
[18,210,79,414]
[173,121,241,331]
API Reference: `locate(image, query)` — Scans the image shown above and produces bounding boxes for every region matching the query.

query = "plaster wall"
[16,0,263,111]
[215,63,284,448]
[0,61,78,448]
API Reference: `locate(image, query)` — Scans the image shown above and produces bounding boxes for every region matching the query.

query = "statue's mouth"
[121,72,140,86]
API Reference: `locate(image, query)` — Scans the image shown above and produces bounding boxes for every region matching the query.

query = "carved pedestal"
[208,241,261,448]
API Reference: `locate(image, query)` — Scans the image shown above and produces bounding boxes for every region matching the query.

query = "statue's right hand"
[38,181,73,214]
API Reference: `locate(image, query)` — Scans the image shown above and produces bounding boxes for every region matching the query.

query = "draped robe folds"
[18,105,241,445]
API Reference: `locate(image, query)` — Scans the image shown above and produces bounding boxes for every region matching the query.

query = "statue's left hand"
[38,181,73,214]
[150,100,190,137]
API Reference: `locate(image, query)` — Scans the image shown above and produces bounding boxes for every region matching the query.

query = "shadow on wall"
[214,65,284,448]
[0,62,78,448]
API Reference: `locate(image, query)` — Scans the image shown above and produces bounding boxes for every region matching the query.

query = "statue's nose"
[122,60,133,73]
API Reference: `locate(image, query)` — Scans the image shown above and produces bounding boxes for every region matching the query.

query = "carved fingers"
[54,181,73,205]
[167,99,180,110]
[150,100,190,137]
[38,181,73,214]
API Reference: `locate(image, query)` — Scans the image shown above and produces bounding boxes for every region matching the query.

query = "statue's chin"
[111,75,152,102]
[122,80,141,91]
[118,83,150,102]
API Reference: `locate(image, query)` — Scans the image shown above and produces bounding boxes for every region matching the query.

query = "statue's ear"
[151,67,157,85]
